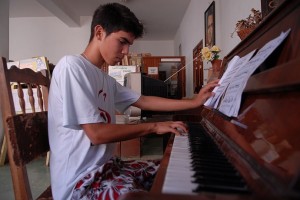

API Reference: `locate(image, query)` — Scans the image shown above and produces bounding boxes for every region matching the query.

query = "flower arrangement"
[201,45,221,63]
[231,8,262,39]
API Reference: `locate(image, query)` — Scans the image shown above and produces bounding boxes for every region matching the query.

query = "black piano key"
[191,154,230,161]
[193,178,246,188]
[193,184,250,194]
[193,169,240,179]
[191,160,233,168]
[191,156,231,163]
[192,160,236,170]
[192,163,237,172]
[193,175,246,186]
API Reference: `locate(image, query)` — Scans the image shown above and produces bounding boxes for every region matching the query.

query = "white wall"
[131,40,174,56]
[174,0,211,98]
[0,0,9,58]
[9,16,91,64]
[0,0,9,150]
[9,17,174,64]
[175,0,261,97]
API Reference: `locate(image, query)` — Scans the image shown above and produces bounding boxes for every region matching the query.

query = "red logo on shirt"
[98,107,111,123]
[97,89,111,123]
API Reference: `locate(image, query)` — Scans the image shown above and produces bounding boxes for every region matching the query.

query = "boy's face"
[98,29,135,65]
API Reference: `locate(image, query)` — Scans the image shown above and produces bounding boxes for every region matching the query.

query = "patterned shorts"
[71,157,160,200]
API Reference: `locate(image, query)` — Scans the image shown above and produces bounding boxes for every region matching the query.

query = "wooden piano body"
[120,0,300,199]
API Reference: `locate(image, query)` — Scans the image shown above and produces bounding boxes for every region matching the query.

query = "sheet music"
[216,29,291,117]
[204,56,239,107]
[204,51,255,108]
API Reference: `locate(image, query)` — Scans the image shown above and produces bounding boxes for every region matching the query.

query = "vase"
[211,59,222,72]
[207,59,222,83]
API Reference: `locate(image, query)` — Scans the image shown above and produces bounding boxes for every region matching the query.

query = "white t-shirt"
[48,55,140,200]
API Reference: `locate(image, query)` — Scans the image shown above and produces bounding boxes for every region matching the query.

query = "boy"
[48,3,218,200]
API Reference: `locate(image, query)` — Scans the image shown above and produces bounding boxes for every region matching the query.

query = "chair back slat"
[17,82,26,114]
[27,84,35,113]
[37,85,44,111]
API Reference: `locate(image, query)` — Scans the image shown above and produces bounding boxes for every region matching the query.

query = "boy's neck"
[83,44,105,69]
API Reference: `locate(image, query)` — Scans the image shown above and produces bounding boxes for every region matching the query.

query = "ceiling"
[9,0,191,40]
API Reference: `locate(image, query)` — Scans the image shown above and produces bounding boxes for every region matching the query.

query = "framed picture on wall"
[204,1,215,47]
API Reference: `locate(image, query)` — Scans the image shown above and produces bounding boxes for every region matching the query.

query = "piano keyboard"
[162,123,250,195]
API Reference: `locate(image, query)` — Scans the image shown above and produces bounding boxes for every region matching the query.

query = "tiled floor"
[0,136,163,199]
[0,157,51,199]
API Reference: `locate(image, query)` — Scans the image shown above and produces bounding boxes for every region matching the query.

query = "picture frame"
[204,1,215,47]
[148,66,159,75]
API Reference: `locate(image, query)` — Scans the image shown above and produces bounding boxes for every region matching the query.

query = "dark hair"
[89,3,144,42]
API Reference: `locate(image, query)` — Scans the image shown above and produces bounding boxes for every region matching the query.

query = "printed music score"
[205,28,291,117]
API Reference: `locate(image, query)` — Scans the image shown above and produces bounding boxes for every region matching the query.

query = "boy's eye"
[120,40,126,45]
[119,40,129,45]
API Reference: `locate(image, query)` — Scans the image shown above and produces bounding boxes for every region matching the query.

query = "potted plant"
[231,8,262,40]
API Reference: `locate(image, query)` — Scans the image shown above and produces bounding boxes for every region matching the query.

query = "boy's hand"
[195,79,219,106]
[153,121,188,136]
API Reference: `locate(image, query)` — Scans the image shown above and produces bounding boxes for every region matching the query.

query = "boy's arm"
[133,79,219,112]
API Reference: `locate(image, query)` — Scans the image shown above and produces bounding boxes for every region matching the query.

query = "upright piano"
[120,0,300,199]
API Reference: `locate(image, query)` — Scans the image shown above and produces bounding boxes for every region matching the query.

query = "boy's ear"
[94,25,105,40]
